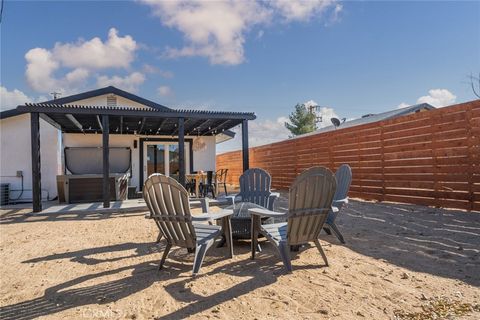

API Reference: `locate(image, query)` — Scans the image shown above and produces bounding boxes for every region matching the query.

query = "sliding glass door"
[146,144,166,177]
[144,142,188,181]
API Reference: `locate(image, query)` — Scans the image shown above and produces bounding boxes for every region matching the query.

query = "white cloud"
[271,0,338,22]
[0,86,32,111]
[157,85,174,97]
[96,72,146,93]
[141,0,340,65]
[328,3,343,24]
[142,64,174,78]
[52,28,137,69]
[396,102,410,109]
[24,28,141,94]
[248,116,291,147]
[397,88,457,109]
[417,89,456,107]
[25,48,60,93]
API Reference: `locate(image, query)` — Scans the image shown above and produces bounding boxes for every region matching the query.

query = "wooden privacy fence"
[217,100,480,211]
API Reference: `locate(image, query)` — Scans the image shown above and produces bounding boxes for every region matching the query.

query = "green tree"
[284,103,316,136]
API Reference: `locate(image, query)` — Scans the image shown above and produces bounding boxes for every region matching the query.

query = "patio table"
[221,201,276,239]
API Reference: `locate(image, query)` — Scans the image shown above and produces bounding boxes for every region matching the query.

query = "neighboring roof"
[0,86,171,120]
[16,103,255,136]
[293,103,435,139]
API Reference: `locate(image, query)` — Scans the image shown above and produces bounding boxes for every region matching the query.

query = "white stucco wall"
[0,114,60,201]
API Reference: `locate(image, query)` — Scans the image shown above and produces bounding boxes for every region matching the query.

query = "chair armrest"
[224,195,236,205]
[192,209,234,221]
[270,192,280,198]
[248,207,288,218]
[333,197,348,205]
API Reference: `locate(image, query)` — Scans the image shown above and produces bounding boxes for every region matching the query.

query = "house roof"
[293,103,435,139]
[16,103,255,136]
[0,86,171,119]
[41,86,172,111]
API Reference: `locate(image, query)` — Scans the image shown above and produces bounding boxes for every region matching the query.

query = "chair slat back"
[239,168,272,208]
[216,169,228,184]
[287,167,336,245]
[334,164,352,211]
[143,174,196,248]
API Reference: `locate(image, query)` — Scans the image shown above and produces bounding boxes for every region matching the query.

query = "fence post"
[465,104,475,211]
[328,133,334,172]
[432,112,440,208]
[380,124,385,202]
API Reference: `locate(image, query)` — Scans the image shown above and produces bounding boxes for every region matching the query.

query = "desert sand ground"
[0,194,479,320]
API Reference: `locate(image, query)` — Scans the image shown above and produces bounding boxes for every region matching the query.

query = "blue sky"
[1,1,479,152]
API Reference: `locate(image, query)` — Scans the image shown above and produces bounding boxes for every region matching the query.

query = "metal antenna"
[50,91,61,100]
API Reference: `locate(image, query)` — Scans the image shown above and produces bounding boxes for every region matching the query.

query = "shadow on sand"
[333,200,480,287]
[2,239,318,320]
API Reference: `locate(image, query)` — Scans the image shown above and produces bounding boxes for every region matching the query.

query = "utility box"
[0,183,10,206]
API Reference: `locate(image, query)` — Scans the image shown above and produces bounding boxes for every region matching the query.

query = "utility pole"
[50,91,61,100]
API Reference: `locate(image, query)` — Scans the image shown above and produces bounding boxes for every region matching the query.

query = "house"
[297,103,435,138]
[0,86,254,210]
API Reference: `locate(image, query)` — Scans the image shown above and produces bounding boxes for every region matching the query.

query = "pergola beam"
[39,113,62,130]
[31,113,42,213]
[102,115,110,208]
[96,115,103,132]
[138,117,147,134]
[202,120,231,136]
[172,118,191,136]
[178,118,186,187]
[185,119,205,135]
[242,120,249,172]
[65,114,84,133]
[18,104,256,120]
[156,118,167,133]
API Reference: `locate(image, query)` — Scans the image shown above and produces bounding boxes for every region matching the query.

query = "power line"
[0,0,4,24]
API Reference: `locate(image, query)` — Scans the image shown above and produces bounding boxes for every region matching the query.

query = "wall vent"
[107,95,117,107]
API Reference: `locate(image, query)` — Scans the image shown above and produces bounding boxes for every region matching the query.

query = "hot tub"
[57,147,131,204]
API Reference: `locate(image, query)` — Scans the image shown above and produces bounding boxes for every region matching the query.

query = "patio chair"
[143,174,234,275]
[235,168,279,211]
[200,171,216,198]
[228,168,280,239]
[215,168,229,196]
[323,164,352,244]
[249,167,337,272]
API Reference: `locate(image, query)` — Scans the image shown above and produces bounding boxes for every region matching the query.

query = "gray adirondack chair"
[233,168,279,211]
[143,174,233,275]
[249,167,337,272]
[323,164,352,244]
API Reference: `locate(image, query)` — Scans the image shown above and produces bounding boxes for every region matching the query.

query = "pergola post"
[102,115,110,208]
[242,119,249,172]
[31,112,42,213]
[178,117,186,187]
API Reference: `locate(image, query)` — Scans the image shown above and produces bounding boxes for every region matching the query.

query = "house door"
[143,142,189,181]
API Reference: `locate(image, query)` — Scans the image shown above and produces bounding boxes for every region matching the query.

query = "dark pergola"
[17,103,256,212]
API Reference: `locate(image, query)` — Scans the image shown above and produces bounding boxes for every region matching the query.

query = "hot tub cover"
[65,147,131,174]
